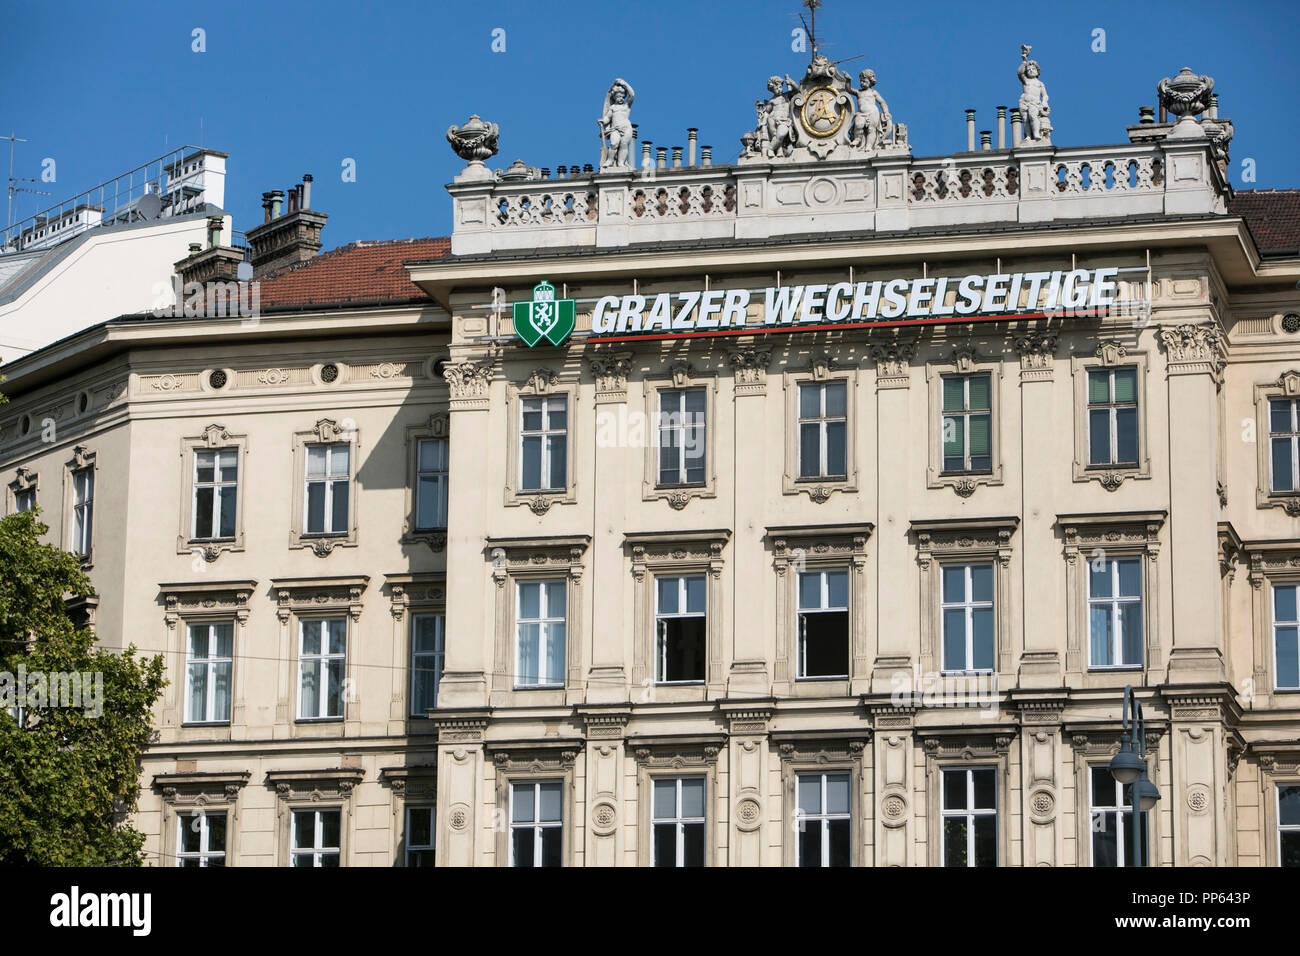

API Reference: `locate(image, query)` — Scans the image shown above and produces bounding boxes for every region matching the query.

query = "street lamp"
[1108,685,1160,865]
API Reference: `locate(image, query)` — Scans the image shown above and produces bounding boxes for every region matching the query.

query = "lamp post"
[1108,685,1160,866]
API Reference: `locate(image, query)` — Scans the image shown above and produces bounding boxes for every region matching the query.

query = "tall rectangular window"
[14,487,35,513]
[797,569,849,679]
[520,396,566,492]
[941,768,997,867]
[177,811,226,867]
[304,443,349,535]
[941,563,995,672]
[405,807,436,867]
[69,467,94,557]
[415,438,448,530]
[657,388,706,486]
[798,381,847,479]
[410,613,445,715]
[1090,766,1149,867]
[291,809,341,867]
[1270,399,1300,493]
[185,622,233,724]
[193,449,238,540]
[1087,368,1138,466]
[1272,584,1300,690]
[1088,557,1143,668]
[652,776,705,867]
[796,771,851,867]
[941,374,991,473]
[510,781,562,867]
[515,580,566,688]
[298,618,346,719]
[656,575,706,684]
[1280,786,1300,868]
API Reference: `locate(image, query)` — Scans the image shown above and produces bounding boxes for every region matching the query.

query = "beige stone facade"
[3,109,1300,867]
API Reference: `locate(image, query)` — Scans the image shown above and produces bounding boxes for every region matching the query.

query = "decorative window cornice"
[767,524,871,575]
[911,517,1018,570]
[1058,511,1165,562]
[379,766,438,801]
[625,529,729,581]
[9,466,36,495]
[917,733,1014,761]
[265,768,365,801]
[159,579,257,630]
[384,572,445,621]
[630,738,725,768]
[271,575,368,624]
[487,535,590,588]
[152,770,250,806]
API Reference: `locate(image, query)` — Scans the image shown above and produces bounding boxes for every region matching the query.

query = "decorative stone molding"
[629,739,724,769]
[925,347,1005,496]
[504,370,578,510]
[1014,330,1058,379]
[384,573,445,622]
[271,576,368,624]
[153,770,250,806]
[265,768,364,802]
[912,517,1017,571]
[160,580,257,631]
[917,733,1015,761]
[1158,323,1225,374]
[288,419,360,554]
[176,424,249,562]
[443,359,494,410]
[379,766,438,803]
[587,351,633,403]
[639,363,719,510]
[1070,346,1152,487]
[1094,340,1128,366]
[430,710,491,744]
[578,706,631,739]
[726,346,773,395]
[1251,375,1300,515]
[868,337,918,386]
[868,705,917,731]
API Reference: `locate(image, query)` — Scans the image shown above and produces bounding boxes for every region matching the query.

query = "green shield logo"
[513,281,576,346]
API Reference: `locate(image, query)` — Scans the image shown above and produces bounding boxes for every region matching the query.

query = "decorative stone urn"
[446,114,500,180]
[1158,68,1214,138]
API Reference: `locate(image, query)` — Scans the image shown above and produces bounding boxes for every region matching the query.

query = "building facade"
[2,53,1300,866]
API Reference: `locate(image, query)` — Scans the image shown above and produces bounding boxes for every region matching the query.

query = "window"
[1087,368,1138,466]
[795,771,850,867]
[1273,584,1300,690]
[405,807,436,867]
[193,449,237,540]
[941,563,995,672]
[656,575,706,684]
[185,622,233,724]
[176,811,226,867]
[304,443,350,535]
[510,781,562,867]
[520,396,566,492]
[515,580,566,688]
[798,381,847,479]
[941,374,991,473]
[410,613,445,715]
[1279,786,1300,867]
[797,569,849,679]
[70,467,93,556]
[415,438,448,530]
[14,487,35,513]
[651,776,705,867]
[941,768,997,867]
[1090,766,1149,867]
[1088,556,1143,668]
[1270,399,1300,493]
[298,618,346,719]
[291,809,341,867]
[657,388,706,486]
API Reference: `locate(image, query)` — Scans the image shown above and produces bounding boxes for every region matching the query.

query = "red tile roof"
[256,237,450,309]
[1228,190,1300,256]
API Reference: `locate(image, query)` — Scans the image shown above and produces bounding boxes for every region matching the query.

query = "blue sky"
[3,0,1298,248]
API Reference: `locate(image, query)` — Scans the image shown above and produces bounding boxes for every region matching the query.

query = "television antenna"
[4,132,51,233]
[795,2,868,75]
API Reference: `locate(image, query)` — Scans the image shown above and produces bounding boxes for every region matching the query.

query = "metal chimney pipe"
[687,128,698,166]
[642,141,653,170]
[1208,94,1219,120]
[583,163,593,174]
[541,168,551,179]
[302,174,313,210]
[260,191,274,223]
[980,130,992,150]
[671,147,682,168]
[557,165,567,178]
[1159,103,1167,123]
[656,147,667,169]
[269,190,284,218]
[631,124,639,168]
[1138,106,1155,125]
[996,106,1007,149]
[965,110,976,151]
[1010,109,1023,147]
[287,187,298,214]
[701,145,712,166]
[207,216,222,248]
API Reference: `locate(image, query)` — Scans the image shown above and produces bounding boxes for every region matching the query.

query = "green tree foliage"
[0,510,166,865]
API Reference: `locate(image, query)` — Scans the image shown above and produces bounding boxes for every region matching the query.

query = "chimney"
[207,216,223,248]
[244,177,328,279]
[1138,105,1156,125]
[1010,109,1023,147]
[175,221,243,288]
[980,130,991,150]
[996,106,1007,149]
[632,125,639,167]
[701,145,712,166]
[642,141,653,170]
[671,146,682,168]
[965,109,976,151]
[656,147,667,169]
[583,163,593,174]
[687,128,698,166]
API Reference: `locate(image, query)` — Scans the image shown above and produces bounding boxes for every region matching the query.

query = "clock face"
[801,87,847,138]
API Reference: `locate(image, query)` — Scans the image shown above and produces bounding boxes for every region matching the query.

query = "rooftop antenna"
[798,0,821,63]
[4,132,50,233]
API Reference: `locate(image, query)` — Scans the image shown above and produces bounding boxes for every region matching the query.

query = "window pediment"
[159,579,257,630]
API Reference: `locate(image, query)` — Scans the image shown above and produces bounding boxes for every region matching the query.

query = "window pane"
[328,618,347,655]
[330,479,349,530]
[941,565,965,603]
[825,421,846,476]
[187,663,207,720]
[825,773,850,814]
[972,769,996,810]
[306,482,325,533]
[1274,438,1296,491]
[293,811,314,848]
[213,662,231,721]
[799,383,819,419]
[546,399,567,431]
[943,770,966,810]
[196,453,215,483]
[521,436,542,489]
[662,618,705,682]
[546,581,566,617]
[943,819,968,867]
[408,809,432,847]
[798,821,822,867]
[657,577,679,615]
[1276,585,1298,623]
[967,413,990,458]
[684,388,706,416]
[1280,786,1300,827]
[971,565,994,603]
[685,576,706,614]
[1120,604,1143,666]
[517,624,539,684]
[1090,606,1113,666]
[301,621,321,656]
[799,422,820,478]
[797,775,821,814]
[1093,815,1120,866]
[943,608,967,670]
[973,816,997,866]
[660,390,679,417]
[218,486,237,538]
[547,435,567,488]
[1278,627,1300,688]
[417,478,440,528]
[512,784,535,823]
[966,374,990,410]
[680,777,705,818]
[306,445,327,477]
[538,782,562,822]
[972,608,995,670]
[518,583,540,619]
[826,570,848,609]
[329,445,349,476]
[943,415,963,460]
[511,829,534,867]
[208,813,227,852]
[798,572,821,610]
[195,487,214,538]
[653,779,677,819]
[653,823,677,867]
[1118,559,1141,597]
[827,819,851,867]
[544,624,565,684]
[1090,561,1113,599]
[1088,409,1110,464]
[326,659,344,716]
[1087,370,1110,404]
[1282,831,1300,868]
[824,381,846,417]
[1112,368,1136,403]
[321,811,340,848]
[802,613,848,677]
[1115,408,1138,463]
[1271,400,1293,435]
[682,822,705,867]
[522,403,542,431]
[942,377,965,412]
[539,827,562,867]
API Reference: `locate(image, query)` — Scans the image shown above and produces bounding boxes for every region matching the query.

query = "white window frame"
[184,621,234,725]
[655,574,707,685]
[70,466,94,557]
[509,780,563,867]
[290,808,341,867]
[940,562,995,674]
[650,775,706,867]
[410,612,445,715]
[796,568,850,680]
[797,380,848,480]
[192,447,239,541]
[1086,366,1139,467]
[414,438,448,531]
[1089,766,1147,868]
[1087,556,1144,669]
[1272,583,1300,691]
[940,373,992,474]
[303,442,351,535]
[519,395,567,493]
[176,811,226,867]
[14,486,35,513]
[656,387,707,487]
[297,617,347,720]
[405,806,436,867]
[794,770,852,867]
[940,767,998,868]
[514,579,566,689]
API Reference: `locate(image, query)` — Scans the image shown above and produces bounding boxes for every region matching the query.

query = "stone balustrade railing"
[447,138,1227,256]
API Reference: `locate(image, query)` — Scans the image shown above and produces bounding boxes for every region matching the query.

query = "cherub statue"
[1017,45,1051,143]
[598,78,636,169]
[762,74,798,159]
[848,69,893,151]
